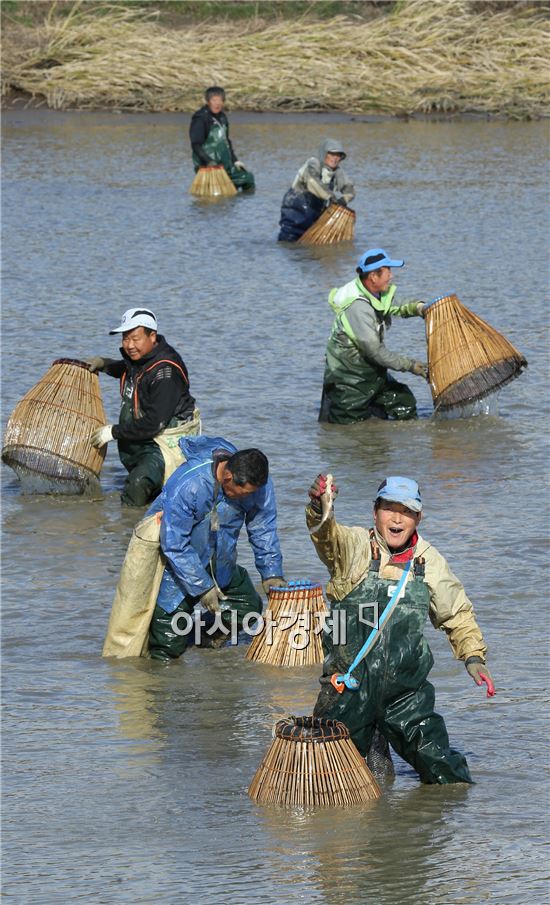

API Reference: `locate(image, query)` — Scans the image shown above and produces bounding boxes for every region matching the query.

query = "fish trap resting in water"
[245,580,328,667]
[424,294,527,414]
[297,203,355,245]
[248,716,381,807]
[2,358,106,494]
[189,165,237,197]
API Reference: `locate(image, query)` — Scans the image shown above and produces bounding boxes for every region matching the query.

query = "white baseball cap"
[109,308,158,335]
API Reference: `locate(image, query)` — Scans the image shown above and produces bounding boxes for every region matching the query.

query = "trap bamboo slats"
[248,716,382,807]
[189,165,237,197]
[246,580,328,667]
[425,294,527,412]
[297,204,355,245]
[2,358,107,489]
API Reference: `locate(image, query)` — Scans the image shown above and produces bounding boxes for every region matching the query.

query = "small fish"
[310,472,334,535]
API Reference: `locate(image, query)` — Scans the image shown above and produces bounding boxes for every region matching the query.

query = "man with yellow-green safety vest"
[189,86,255,191]
[319,249,429,424]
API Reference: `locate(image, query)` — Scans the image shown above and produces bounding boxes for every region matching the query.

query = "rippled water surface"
[2,110,549,904]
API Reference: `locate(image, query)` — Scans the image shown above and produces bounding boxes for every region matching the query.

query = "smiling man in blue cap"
[306,473,494,784]
[319,248,428,423]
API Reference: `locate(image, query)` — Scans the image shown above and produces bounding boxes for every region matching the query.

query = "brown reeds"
[298,204,355,245]
[189,165,237,197]
[2,358,107,487]
[424,294,527,412]
[248,716,382,807]
[2,3,549,118]
[246,581,328,668]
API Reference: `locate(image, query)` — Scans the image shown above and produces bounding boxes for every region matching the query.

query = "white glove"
[234,160,245,170]
[90,424,114,447]
[416,302,426,317]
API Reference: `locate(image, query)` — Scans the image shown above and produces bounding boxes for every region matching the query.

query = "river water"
[2,109,549,904]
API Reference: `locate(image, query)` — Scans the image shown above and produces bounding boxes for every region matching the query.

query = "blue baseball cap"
[375,476,422,512]
[357,248,404,274]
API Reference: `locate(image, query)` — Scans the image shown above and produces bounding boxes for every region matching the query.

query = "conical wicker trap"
[2,358,107,492]
[189,165,237,197]
[246,580,328,667]
[297,204,355,245]
[248,716,382,807]
[425,294,527,412]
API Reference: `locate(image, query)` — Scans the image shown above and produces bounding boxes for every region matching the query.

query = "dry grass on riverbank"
[2,1,549,118]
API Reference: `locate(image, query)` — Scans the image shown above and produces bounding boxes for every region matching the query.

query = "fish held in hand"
[310,472,335,535]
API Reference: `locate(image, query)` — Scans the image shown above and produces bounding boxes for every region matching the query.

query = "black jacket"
[105,336,196,442]
[189,105,236,166]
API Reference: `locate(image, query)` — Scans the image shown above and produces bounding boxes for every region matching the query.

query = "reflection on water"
[1,110,548,904]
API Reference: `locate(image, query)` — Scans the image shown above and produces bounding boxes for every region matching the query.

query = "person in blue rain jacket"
[147,436,285,660]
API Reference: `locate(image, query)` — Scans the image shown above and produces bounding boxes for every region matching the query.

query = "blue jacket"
[148,436,283,613]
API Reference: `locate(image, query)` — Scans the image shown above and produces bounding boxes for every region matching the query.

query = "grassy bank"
[2,1,549,118]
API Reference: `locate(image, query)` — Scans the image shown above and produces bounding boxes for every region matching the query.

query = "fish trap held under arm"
[2,358,107,494]
[424,294,527,413]
[297,203,355,245]
[248,715,382,807]
[189,165,237,197]
[245,580,328,667]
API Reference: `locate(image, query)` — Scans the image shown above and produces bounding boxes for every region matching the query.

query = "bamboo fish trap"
[297,204,355,245]
[189,165,237,197]
[248,716,382,807]
[425,294,527,412]
[246,580,328,667]
[2,358,107,492]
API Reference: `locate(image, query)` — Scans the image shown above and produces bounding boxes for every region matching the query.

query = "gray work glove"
[90,424,114,447]
[465,656,495,696]
[200,586,223,614]
[86,356,118,374]
[262,577,286,595]
[234,160,246,170]
[410,360,429,379]
[416,302,426,317]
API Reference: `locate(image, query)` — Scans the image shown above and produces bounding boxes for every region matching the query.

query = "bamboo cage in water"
[246,580,328,667]
[248,716,382,807]
[2,358,107,491]
[189,165,237,197]
[424,294,527,412]
[298,204,355,245]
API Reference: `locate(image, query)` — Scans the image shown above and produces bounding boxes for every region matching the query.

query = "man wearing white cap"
[88,308,200,507]
[319,248,428,423]
[306,473,494,784]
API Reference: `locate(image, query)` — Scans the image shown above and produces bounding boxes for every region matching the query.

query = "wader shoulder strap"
[331,559,412,693]
[132,359,189,417]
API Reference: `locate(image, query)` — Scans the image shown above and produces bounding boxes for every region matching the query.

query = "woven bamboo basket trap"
[298,204,355,245]
[2,358,107,491]
[189,165,237,197]
[246,580,328,667]
[248,716,382,807]
[424,294,527,412]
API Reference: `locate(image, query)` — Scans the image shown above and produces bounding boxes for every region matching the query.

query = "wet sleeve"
[103,360,126,379]
[306,505,371,600]
[112,365,188,442]
[425,547,488,661]
[334,168,355,203]
[345,301,415,372]
[244,480,284,579]
[387,298,423,318]
[160,483,214,598]
[302,160,334,202]
[189,110,213,165]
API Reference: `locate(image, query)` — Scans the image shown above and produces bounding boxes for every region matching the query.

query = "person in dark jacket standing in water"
[189,86,254,191]
[88,308,200,507]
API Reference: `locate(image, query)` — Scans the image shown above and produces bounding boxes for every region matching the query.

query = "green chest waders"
[192,119,254,190]
[314,538,473,783]
[117,380,166,507]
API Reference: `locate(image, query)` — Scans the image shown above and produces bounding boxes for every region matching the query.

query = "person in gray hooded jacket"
[278,139,355,242]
